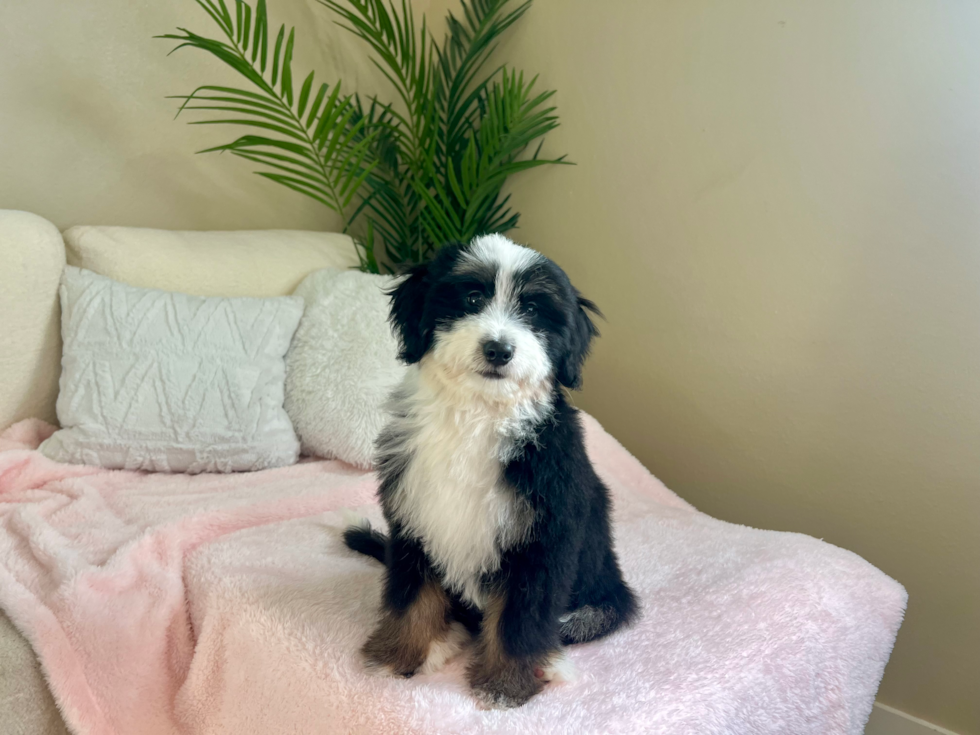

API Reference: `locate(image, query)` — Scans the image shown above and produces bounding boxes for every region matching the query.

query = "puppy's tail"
[341,512,388,564]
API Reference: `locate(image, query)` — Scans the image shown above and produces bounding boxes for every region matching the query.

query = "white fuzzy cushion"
[39,267,304,473]
[285,268,405,469]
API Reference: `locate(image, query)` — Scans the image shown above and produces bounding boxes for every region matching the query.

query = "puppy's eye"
[466,291,485,308]
[524,302,537,316]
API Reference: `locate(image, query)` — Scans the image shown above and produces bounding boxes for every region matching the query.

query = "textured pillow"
[39,267,304,473]
[285,268,405,468]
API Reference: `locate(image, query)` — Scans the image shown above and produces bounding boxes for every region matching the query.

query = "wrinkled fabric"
[0,415,905,735]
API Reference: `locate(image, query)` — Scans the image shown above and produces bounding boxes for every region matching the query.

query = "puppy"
[345,234,638,709]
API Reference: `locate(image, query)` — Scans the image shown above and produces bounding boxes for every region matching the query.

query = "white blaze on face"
[429,235,553,401]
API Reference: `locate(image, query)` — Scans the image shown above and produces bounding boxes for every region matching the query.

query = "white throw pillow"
[285,268,405,469]
[39,267,304,473]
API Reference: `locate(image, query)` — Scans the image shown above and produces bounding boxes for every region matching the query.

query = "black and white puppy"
[345,234,638,709]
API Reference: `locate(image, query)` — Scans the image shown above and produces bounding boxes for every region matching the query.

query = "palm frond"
[317,0,437,166]
[451,69,568,237]
[433,0,530,164]
[159,0,378,240]
[164,0,568,271]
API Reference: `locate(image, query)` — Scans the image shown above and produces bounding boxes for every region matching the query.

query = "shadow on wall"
[0,0,448,231]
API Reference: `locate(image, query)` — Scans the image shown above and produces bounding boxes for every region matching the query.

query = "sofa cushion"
[285,268,406,468]
[62,225,359,297]
[39,267,304,473]
[0,210,66,430]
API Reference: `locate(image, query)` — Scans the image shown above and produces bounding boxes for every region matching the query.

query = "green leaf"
[257,172,338,210]
[235,0,243,44]
[305,82,328,128]
[180,104,304,131]
[198,133,315,159]
[321,108,358,166]
[311,83,345,145]
[215,0,233,31]
[355,218,381,274]
[169,91,287,118]
[252,0,269,63]
[195,1,232,36]
[188,117,309,143]
[241,1,252,51]
[271,24,285,86]
[296,70,314,117]
[231,150,330,188]
[281,27,295,105]
[254,0,268,67]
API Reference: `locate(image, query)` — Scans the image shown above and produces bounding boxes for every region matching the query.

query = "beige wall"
[485,1,979,733]
[0,0,438,232]
[2,0,978,732]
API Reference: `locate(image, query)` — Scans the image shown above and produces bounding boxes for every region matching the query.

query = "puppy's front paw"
[468,658,545,710]
[472,674,544,710]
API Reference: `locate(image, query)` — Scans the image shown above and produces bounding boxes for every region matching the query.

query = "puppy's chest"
[389,411,532,603]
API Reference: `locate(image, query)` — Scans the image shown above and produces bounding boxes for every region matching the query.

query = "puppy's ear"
[557,294,601,389]
[388,262,432,364]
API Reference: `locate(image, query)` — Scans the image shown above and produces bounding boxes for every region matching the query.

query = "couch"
[1,209,356,735]
[0,209,907,735]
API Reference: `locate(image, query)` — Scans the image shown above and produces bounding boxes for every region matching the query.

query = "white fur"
[540,650,577,683]
[341,509,371,530]
[385,367,549,607]
[428,308,552,406]
[459,233,543,278]
[419,622,469,674]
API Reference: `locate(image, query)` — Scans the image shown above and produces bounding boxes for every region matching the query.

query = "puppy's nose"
[482,340,514,367]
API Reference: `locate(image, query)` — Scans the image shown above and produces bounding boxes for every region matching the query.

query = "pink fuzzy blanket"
[0,415,904,735]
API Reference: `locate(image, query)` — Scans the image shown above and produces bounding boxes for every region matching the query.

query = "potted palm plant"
[160,0,568,271]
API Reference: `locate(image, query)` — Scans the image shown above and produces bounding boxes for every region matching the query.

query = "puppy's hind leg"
[559,561,639,646]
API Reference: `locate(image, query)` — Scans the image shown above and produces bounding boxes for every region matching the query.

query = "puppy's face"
[388,234,599,400]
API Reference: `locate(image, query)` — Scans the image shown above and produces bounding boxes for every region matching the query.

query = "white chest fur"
[385,368,548,607]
